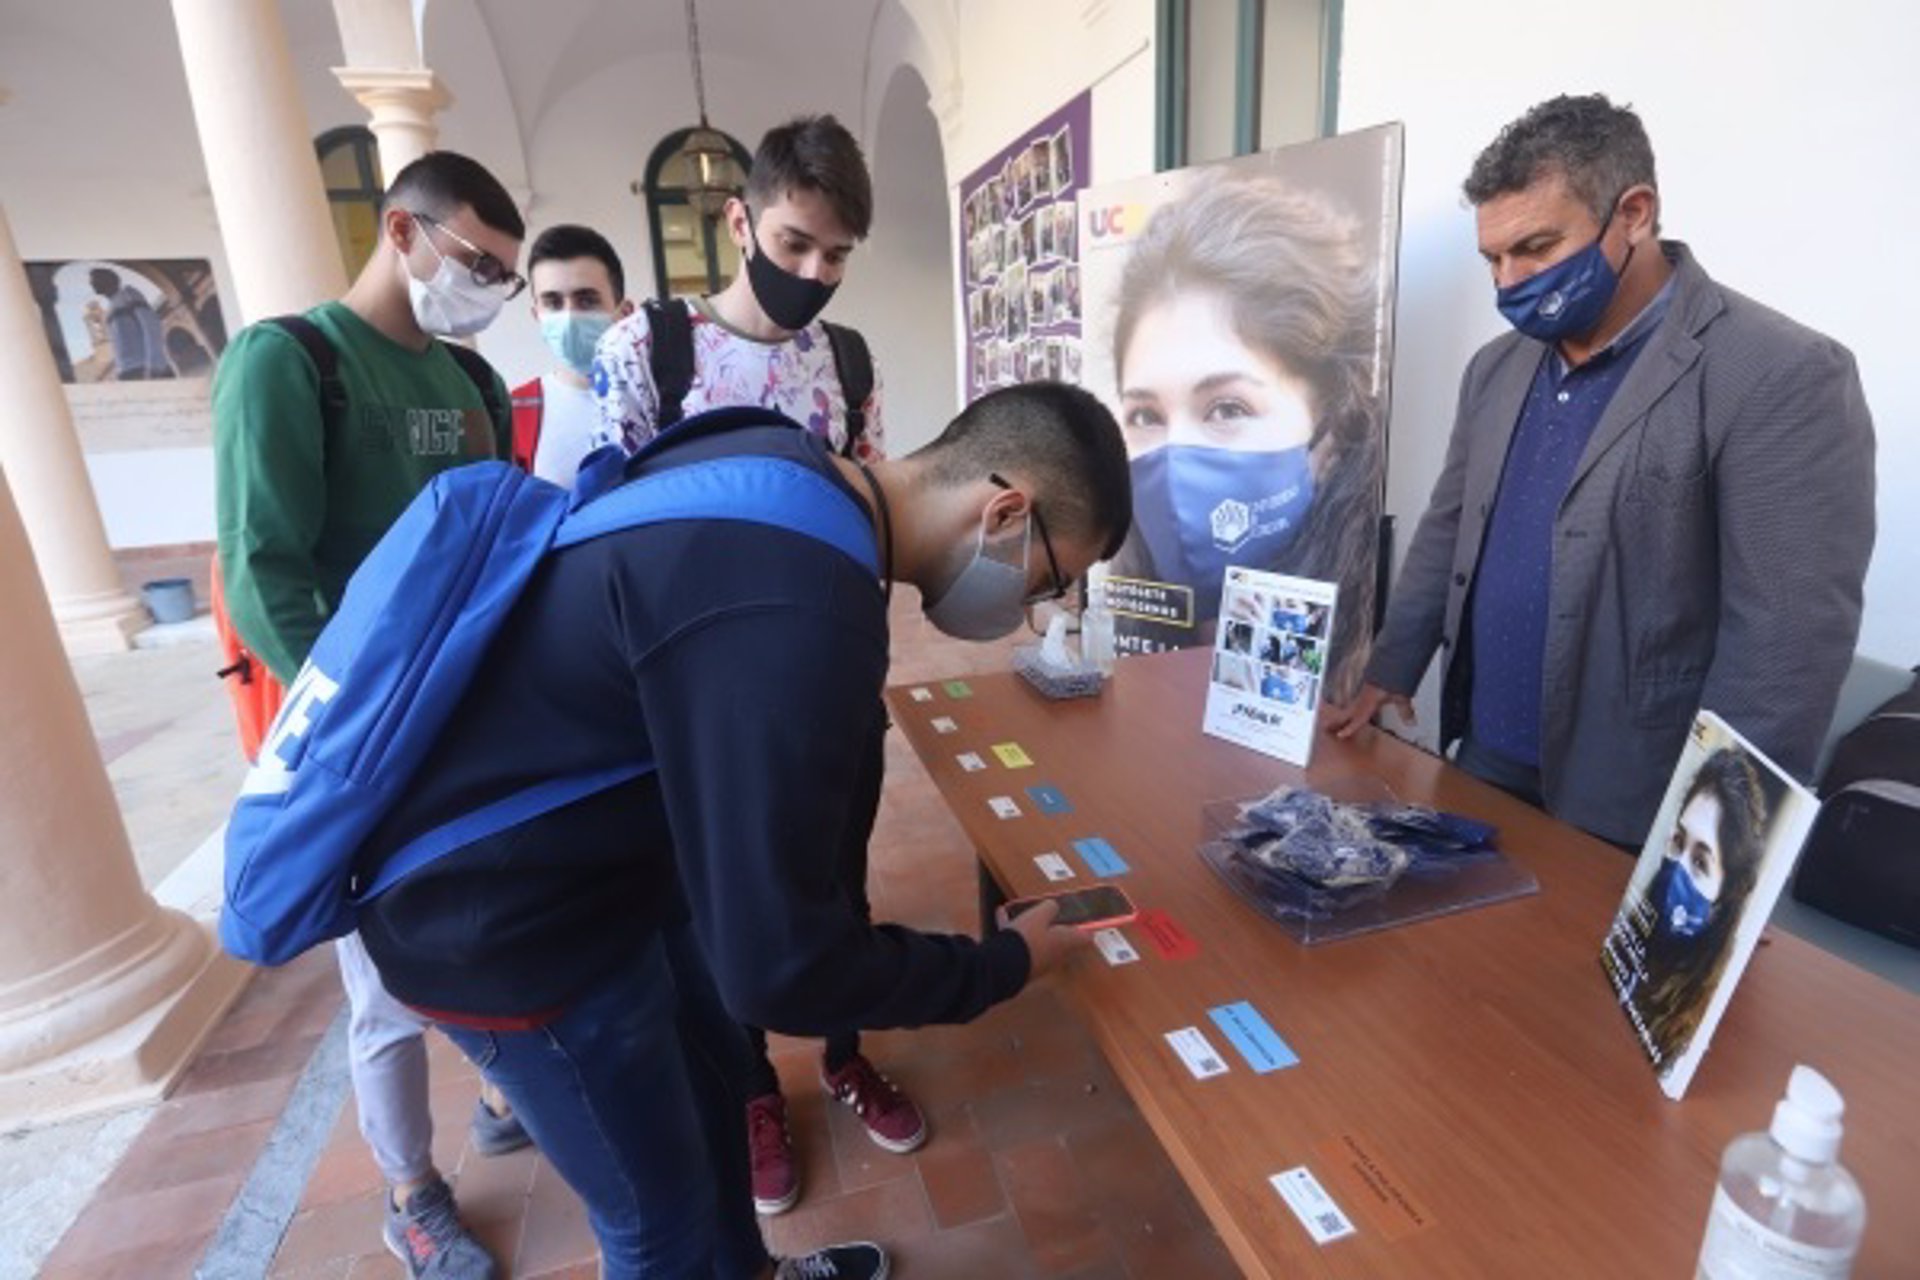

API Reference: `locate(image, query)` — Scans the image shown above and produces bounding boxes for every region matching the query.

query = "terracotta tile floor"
[38,601,1235,1277]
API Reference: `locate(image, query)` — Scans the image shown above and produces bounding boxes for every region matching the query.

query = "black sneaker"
[775,1241,889,1279]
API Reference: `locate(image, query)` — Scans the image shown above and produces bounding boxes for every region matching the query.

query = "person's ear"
[384,206,417,255]
[615,297,636,320]
[982,483,1030,536]
[724,197,752,254]
[1619,184,1659,246]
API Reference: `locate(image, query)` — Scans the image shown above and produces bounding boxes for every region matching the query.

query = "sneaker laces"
[831,1058,904,1120]
[788,1252,843,1279]
[400,1180,465,1261]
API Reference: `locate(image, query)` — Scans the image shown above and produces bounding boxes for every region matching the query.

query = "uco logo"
[1211,499,1252,550]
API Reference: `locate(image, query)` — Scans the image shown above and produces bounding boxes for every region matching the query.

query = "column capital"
[331,65,453,119]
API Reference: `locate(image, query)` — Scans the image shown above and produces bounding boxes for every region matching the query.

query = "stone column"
[0,208,148,655]
[332,67,451,183]
[172,0,349,323]
[0,466,250,1126]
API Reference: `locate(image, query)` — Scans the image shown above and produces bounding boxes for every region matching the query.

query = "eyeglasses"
[413,213,527,299]
[989,473,1068,605]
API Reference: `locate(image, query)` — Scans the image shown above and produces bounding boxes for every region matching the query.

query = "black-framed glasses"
[413,212,527,299]
[989,473,1068,605]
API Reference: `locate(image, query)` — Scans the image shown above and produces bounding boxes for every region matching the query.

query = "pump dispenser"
[1695,1065,1866,1278]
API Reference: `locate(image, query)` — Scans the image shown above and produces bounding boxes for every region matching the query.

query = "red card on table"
[1135,908,1199,961]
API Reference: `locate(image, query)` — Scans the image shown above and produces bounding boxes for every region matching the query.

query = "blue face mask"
[539,310,614,376]
[1130,444,1315,622]
[1495,202,1634,342]
[1651,856,1713,940]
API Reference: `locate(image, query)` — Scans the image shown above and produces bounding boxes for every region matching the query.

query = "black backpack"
[642,298,874,457]
[1792,672,1920,947]
[266,313,505,429]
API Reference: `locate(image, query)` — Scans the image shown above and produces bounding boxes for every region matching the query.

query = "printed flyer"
[1202,567,1337,767]
[1600,712,1819,1099]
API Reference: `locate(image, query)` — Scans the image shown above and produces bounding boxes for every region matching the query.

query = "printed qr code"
[1316,1212,1344,1233]
[1200,1057,1223,1073]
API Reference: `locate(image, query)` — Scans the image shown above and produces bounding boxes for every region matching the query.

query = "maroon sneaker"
[821,1054,927,1154]
[747,1091,801,1215]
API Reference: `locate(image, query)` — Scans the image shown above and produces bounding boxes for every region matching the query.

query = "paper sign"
[909,687,934,702]
[1135,908,1198,960]
[1165,1026,1229,1080]
[1093,928,1139,965]
[1027,784,1073,815]
[944,680,974,699]
[1034,852,1076,882]
[1270,1167,1357,1245]
[992,742,1034,768]
[988,795,1022,819]
[1208,1001,1298,1073]
[1071,836,1129,876]
[931,716,958,735]
[956,752,986,772]
[1203,568,1338,768]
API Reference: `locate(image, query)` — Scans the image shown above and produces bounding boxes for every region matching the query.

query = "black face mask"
[743,206,837,332]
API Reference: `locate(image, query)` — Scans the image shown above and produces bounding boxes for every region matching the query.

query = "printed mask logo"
[1211,499,1254,550]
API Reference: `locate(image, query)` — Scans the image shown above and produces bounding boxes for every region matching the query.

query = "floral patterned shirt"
[590,299,886,461]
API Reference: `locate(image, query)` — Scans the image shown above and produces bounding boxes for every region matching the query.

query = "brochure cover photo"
[1600,712,1818,1099]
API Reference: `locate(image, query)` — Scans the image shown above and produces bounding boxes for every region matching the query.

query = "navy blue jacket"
[357,424,1031,1031]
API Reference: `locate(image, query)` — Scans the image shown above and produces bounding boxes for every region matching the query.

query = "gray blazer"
[1368,244,1876,846]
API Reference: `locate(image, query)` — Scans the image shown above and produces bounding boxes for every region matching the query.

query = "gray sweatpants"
[334,932,434,1187]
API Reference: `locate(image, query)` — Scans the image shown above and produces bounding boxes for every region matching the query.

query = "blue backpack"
[219,407,878,966]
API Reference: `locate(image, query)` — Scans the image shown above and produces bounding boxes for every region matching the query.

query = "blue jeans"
[437,929,768,1280]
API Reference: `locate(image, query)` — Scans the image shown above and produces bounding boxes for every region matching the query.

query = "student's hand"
[1006,899,1088,979]
[1324,682,1415,739]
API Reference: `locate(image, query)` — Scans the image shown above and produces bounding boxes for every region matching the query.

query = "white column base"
[0,916,252,1130]
[51,588,149,655]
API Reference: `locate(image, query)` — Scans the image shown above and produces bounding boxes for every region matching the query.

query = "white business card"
[988,795,1022,819]
[931,716,958,734]
[957,752,987,772]
[1093,928,1139,965]
[1034,852,1075,882]
[909,687,934,702]
[1165,1026,1229,1079]
[1270,1167,1357,1245]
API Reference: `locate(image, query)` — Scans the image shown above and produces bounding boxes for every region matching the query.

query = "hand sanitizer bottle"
[1695,1065,1866,1279]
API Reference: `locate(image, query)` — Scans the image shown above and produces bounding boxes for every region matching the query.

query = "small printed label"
[1165,1026,1229,1079]
[1034,852,1076,882]
[944,680,974,699]
[909,687,934,702]
[1093,928,1140,965]
[1312,1134,1435,1240]
[1270,1167,1357,1246]
[1208,1001,1299,1074]
[956,752,987,772]
[931,717,958,735]
[992,741,1034,768]
[1027,784,1074,815]
[1135,908,1199,960]
[988,795,1023,820]
[1071,837,1130,876]
[1699,1185,1857,1277]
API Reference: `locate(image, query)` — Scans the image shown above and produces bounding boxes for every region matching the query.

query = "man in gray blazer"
[1327,94,1875,848]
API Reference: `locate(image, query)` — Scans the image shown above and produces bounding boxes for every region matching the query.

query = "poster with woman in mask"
[1599,712,1818,1100]
[1077,125,1402,702]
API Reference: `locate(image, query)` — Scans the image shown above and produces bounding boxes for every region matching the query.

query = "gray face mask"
[923,516,1032,641]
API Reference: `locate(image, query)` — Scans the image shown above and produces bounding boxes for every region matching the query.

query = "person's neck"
[708,275,792,343]
[549,366,590,390]
[832,457,947,596]
[1557,238,1673,367]
[343,254,434,352]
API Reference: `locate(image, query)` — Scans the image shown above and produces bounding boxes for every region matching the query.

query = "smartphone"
[997,884,1138,932]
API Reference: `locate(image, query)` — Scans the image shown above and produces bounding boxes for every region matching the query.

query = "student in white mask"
[509,225,634,488]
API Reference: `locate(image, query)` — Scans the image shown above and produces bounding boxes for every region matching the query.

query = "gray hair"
[1463,94,1658,224]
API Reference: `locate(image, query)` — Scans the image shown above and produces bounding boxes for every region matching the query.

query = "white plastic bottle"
[1695,1065,1866,1279]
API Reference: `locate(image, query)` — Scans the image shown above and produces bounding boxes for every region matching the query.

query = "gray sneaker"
[469,1096,532,1157]
[775,1241,890,1280]
[382,1175,500,1279]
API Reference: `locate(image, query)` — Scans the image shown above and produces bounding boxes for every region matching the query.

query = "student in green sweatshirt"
[212,150,525,1280]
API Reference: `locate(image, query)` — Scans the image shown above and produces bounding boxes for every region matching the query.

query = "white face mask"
[407,232,506,337]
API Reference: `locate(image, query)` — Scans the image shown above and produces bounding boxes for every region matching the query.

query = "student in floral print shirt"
[591,114,920,1218]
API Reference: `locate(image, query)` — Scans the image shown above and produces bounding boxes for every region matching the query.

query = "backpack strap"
[441,341,507,432]
[509,378,544,474]
[645,298,696,430]
[821,321,874,457]
[265,314,348,428]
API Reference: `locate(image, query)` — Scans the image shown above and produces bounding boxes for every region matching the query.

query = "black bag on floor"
[1792,672,1920,947]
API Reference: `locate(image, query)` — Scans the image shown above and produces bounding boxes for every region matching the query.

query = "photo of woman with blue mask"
[1103,171,1385,700]
[1630,747,1774,1069]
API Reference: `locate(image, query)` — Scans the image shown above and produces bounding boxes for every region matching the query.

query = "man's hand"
[1323,682,1415,740]
[1005,899,1088,979]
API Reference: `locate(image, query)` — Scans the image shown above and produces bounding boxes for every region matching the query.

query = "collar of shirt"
[1552,271,1678,378]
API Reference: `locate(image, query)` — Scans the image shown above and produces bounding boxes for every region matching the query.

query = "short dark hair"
[917,383,1133,560]
[745,115,873,239]
[1463,94,1658,224]
[527,224,625,301]
[90,267,120,294]
[385,150,526,242]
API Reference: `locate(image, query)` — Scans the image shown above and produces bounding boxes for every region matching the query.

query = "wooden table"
[887,648,1920,1278]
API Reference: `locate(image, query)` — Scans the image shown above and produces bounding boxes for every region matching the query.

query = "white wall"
[1340,0,1920,667]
